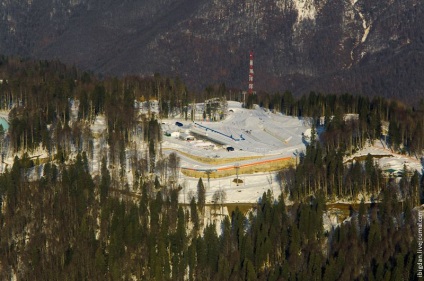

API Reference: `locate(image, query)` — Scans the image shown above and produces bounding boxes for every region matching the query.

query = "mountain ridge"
[1,0,423,102]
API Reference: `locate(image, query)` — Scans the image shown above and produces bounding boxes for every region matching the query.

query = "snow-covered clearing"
[162,101,423,212]
[159,101,309,205]
[346,140,423,175]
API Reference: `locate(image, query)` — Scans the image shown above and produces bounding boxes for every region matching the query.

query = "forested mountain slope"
[1,0,423,102]
[0,56,421,281]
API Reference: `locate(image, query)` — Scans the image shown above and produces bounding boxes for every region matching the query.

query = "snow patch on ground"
[90,115,107,175]
[0,110,9,120]
[346,141,423,175]
[323,211,340,233]
[349,0,371,61]
[178,172,282,205]
[277,0,317,22]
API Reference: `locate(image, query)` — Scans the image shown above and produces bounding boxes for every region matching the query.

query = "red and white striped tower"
[248,51,254,94]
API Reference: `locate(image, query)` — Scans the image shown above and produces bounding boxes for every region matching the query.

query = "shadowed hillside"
[1,0,423,102]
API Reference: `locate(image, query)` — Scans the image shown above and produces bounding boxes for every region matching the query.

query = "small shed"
[165,129,180,138]
[170,131,180,138]
[179,133,195,141]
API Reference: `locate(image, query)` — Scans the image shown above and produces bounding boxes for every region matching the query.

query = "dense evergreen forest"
[0,158,418,280]
[0,57,421,280]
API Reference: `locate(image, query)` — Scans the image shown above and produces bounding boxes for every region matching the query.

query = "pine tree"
[358,198,367,236]
[410,170,420,206]
[100,157,110,203]
[243,258,257,281]
[190,197,199,232]
[197,177,206,213]
[217,255,231,280]
[288,225,301,272]
[204,223,219,273]
[187,240,196,281]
